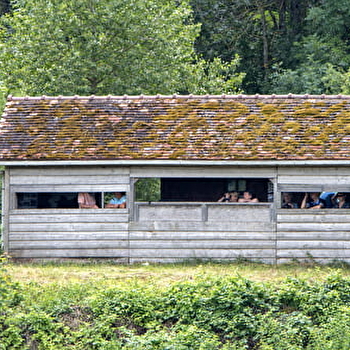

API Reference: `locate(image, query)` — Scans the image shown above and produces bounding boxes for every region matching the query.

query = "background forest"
[1,0,350,106]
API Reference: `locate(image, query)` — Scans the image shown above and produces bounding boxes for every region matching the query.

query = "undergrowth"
[2,259,350,349]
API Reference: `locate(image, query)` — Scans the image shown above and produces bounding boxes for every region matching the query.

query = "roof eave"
[1,159,350,167]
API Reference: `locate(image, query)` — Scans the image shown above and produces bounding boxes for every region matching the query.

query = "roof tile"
[0,95,350,161]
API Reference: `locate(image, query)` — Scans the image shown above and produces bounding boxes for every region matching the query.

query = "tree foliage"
[1,0,350,101]
[190,0,321,93]
[0,0,243,96]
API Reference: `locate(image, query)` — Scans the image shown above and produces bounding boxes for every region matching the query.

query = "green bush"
[2,271,350,349]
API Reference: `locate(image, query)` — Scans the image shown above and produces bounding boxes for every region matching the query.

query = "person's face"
[243,192,252,200]
[115,192,122,198]
[283,194,291,202]
[310,193,319,200]
[231,193,238,202]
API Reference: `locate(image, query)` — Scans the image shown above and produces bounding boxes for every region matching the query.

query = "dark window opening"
[281,192,350,209]
[137,178,273,202]
[17,192,102,209]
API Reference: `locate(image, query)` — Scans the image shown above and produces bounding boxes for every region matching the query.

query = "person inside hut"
[301,192,325,209]
[332,193,350,208]
[105,192,127,208]
[230,191,239,202]
[320,191,337,208]
[281,192,298,208]
[217,191,239,202]
[238,191,259,203]
[78,192,99,208]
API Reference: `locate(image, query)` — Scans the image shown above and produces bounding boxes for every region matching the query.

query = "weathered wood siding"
[9,166,130,195]
[277,210,350,263]
[277,166,350,193]
[4,164,350,263]
[277,166,350,263]
[9,209,129,259]
[130,203,275,264]
[7,166,130,260]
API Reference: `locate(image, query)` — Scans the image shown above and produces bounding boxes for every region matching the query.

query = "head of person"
[114,192,123,199]
[336,193,346,201]
[310,192,320,200]
[243,191,253,200]
[283,193,292,202]
[230,191,239,202]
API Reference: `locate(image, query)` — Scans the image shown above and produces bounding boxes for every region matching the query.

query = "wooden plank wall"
[130,203,276,264]
[277,166,350,263]
[6,164,350,264]
[277,210,350,263]
[8,166,130,260]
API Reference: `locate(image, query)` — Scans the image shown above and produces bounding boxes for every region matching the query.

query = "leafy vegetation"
[2,261,350,349]
[0,0,243,96]
[135,178,160,202]
[2,0,350,98]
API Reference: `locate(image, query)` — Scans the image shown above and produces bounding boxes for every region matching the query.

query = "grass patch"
[7,259,350,287]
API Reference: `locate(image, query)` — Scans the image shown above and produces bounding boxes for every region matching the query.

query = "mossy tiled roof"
[1,94,350,161]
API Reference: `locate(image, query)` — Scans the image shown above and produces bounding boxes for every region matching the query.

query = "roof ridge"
[7,93,350,101]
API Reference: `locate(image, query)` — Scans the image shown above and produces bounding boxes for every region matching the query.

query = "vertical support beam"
[2,168,10,254]
[128,175,137,264]
[270,169,278,265]
[201,204,208,222]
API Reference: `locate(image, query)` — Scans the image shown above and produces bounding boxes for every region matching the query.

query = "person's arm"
[301,193,308,208]
[310,200,325,209]
[105,203,118,208]
[309,204,323,209]
[218,193,230,202]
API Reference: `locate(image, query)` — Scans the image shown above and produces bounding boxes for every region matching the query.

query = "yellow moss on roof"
[1,95,350,161]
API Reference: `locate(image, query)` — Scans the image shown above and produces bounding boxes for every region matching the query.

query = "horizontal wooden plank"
[9,249,129,258]
[277,250,350,258]
[207,206,271,222]
[129,257,276,264]
[277,241,350,250]
[129,240,275,249]
[277,167,350,176]
[138,205,202,221]
[10,208,128,215]
[9,222,128,232]
[10,166,130,176]
[10,213,129,223]
[130,166,274,178]
[11,184,130,192]
[10,175,130,185]
[9,241,128,249]
[277,175,350,185]
[277,222,350,232]
[130,221,274,232]
[129,248,275,259]
[129,231,275,240]
[277,213,350,223]
[277,231,350,240]
[10,232,129,241]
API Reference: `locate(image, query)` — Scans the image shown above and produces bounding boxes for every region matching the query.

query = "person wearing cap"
[332,193,350,208]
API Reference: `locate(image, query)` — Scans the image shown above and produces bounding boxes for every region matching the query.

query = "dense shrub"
[2,268,350,349]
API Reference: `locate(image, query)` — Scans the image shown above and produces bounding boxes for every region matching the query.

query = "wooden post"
[2,168,10,254]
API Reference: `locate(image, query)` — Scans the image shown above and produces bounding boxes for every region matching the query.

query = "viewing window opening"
[16,192,127,209]
[135,178,273,202]
[281,192,350,209]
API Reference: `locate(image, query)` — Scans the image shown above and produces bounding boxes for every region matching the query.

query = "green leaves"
[3,270,350,349]
[0,0,243,96]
